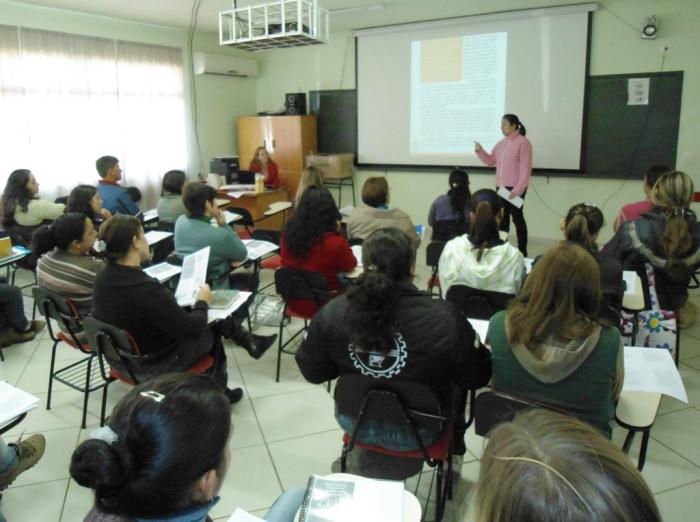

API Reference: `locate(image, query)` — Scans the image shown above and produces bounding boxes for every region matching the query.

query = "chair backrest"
[252,228,281,245]
[83,316,144,384]
[446,285,513,320]
[335,373,449,449]
[157,220,175,232]
[32,287,87,350]
[431,219,468,242]
[474,390,567,437]
[227,206,255,229]
[348,237,364,247]
[425,241,446,268]
[274,267,332,305]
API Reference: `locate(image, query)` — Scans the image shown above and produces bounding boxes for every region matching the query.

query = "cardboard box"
[305,153,354,179]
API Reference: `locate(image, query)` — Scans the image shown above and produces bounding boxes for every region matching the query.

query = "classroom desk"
[217,188,289,230]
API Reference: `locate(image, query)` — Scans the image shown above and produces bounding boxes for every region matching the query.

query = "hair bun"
[70,439,135,504]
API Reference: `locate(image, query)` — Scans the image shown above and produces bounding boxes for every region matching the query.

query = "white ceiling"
[11,0,588,33]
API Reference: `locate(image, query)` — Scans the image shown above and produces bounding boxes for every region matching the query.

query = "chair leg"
[276,320,284,383]
[638,430,651,471]
[100,381,110,427]
[622,429,635,454]
[80,356,93,429]
[435,463,444,522]
[46,340,59,410]
[340,445,349,473]
[0,345,4,362]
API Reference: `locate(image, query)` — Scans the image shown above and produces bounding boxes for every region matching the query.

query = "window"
[0,25,188,205]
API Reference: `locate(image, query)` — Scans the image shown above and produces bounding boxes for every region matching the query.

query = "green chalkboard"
[309,89,357,156]
[583,71,683,179]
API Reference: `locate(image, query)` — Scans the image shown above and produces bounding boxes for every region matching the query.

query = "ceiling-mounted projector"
[219,0,329,51]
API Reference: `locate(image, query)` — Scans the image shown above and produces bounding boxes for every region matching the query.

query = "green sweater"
[487,310,621,436]
[173,215,247,289]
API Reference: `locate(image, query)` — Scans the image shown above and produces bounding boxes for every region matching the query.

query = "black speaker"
[285,92,307,115]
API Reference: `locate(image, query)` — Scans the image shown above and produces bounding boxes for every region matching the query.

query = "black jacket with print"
[295,281,492,404]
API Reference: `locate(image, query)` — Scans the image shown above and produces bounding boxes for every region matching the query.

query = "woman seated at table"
[34,212,104,341]
[280,186,357,315]
[1,169,64,243]
[439,188,526,297]
[293,165,324,207]
[466,409,661,522]
[487,242,623,437]
[249,146,280,189]
[71,373,305,522]
[347,177,421,250]
[65,185,112,228]
[604,170,700,316]
[296,227,491,478]
[157,169,188,223]
[91,215,242,403]
[427,168,471,240]
[560,203,623,320]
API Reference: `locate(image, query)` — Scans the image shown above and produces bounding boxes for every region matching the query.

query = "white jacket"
[438,235,526,295]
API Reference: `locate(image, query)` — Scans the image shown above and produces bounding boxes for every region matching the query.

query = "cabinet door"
[237,117,270,169]
[268,117,302,172]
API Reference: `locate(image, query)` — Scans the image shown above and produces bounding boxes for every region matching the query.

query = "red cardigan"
[280,232,357,316]
[249,161,280,189]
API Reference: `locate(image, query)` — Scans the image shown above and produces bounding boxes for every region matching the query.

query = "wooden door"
[237,117,270,169]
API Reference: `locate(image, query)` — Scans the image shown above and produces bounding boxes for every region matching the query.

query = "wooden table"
[217,188,289,230]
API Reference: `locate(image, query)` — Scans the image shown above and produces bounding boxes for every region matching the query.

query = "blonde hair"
[250,146,272,168]
[466,409,661,522]
[652,170,695,267]
[295,166,324,204]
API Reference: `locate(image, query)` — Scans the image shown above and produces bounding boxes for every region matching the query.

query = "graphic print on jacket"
[348,332,407,378]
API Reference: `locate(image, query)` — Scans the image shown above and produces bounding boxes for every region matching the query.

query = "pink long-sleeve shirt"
[476,132,532,197]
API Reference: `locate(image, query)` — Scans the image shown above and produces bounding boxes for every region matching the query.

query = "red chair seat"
[342,423,453,461]
[109,355,215,386]
[57,332,91,351]
[238,230,252,240]
[428,275,441,289]
[260,255,282,271]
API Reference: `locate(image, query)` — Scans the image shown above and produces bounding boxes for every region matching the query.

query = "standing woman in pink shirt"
[474,114,532,256]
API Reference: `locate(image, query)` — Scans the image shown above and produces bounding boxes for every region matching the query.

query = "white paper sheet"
[497,186,524,209]
[208,291,252,324]
[144,262,182,283]
[175,247,210,307]
[227,509,264,522]
[221,184,256,191]
[0,381,40,427]
[142,208,159,222]
[351,245,363,267]
[623,271,638,295]
[524,257,534,273]
[215,198,230,207]
[211,211,243,226]
[622,346,687,402]
[468,318,489,344]
[242,239,279,260]
[144,230,173,246]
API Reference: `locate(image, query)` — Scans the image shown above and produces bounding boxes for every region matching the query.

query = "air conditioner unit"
[192,52,258,77]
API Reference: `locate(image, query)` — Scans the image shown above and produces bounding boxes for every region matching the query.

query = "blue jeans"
[0,437,16,522]
[264,488,305,522]
[0,280,29,332]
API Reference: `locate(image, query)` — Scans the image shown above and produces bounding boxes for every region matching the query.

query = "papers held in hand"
[175,247,210,307]
[496,186,524,209]
[211,210,243,226]
[299,474,404,522]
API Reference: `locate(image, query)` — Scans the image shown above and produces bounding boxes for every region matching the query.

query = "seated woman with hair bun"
[71,373,306,522]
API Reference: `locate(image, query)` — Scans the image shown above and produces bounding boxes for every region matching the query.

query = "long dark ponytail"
[469,189,503,261]
[447,169,471,221]
[346,228,414,354]
[503,114,526,136]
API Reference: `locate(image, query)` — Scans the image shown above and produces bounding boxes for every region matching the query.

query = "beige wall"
[254,0,700,243]
[0,0,258,184]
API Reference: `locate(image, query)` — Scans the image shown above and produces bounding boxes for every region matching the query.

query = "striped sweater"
[36,249,104,334]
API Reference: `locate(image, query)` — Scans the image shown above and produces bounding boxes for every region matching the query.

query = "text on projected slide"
[410,32,507,156]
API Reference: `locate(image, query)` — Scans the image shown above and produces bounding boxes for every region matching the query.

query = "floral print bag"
[620,263,678,358]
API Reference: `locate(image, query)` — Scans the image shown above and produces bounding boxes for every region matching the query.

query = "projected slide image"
[410,32,507,156]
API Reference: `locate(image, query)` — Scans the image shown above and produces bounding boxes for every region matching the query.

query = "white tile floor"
[2,236,700,521]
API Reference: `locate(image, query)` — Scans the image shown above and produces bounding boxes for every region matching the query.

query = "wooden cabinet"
[237,115,318,199]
